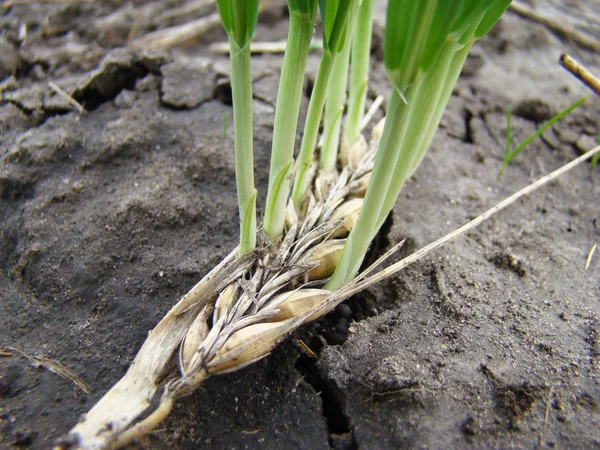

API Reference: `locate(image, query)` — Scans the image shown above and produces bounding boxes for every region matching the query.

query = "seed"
[314,170,338,201]
[371,117,385,141]
[213,283,239,323]
[207,320,294,373]
[179,306,210,373]
[340,134,368,167]
[265,288,330,322]
[349,173,370,197]
[330,198,363,238]
[306,240,345,280]
[285,200,298,230]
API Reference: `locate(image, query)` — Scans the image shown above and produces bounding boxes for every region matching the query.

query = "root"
[111,396,174,449]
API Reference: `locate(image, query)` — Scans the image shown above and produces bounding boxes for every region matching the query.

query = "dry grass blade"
[339,144,600,298]
[209,39,322,54]
[48,81,85,115]
[9,347,90,394]
[1,0,91,5]
[359,95,385,134]
[131,13,221,49]
[585,243,597,271]
[509,1,600,53]
[131,0,272,50]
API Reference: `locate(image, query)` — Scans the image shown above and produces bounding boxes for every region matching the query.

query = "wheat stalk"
[62,129,600,449]
[62,118,382,450]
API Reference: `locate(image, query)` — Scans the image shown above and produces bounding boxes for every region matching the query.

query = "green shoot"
[223,112,229,138]
[263,0,318,241]
[500,97,586,177]
[292,0,359,209]
[344,0,375,148]
[216,0,259,255]
[592,135,600,170]
[320,6,358,172]
[328,0,511,290]
[504,105,511,173]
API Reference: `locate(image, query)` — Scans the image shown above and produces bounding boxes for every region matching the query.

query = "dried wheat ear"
[63,120,385,450]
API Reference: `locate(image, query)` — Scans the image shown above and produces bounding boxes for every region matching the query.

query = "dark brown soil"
[1,1,599,449]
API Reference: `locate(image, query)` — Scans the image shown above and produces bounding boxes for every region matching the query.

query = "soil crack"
[295,355,356,450]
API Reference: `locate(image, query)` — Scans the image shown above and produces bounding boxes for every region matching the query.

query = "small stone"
[160,59,215,109]
[72,181,84,192]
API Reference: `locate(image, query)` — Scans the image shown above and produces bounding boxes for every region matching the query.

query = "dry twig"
[209,39,322,54]
[509,1,600,53]
[560,53,600,97]
[131,0,271,50]
[131,13,221,50]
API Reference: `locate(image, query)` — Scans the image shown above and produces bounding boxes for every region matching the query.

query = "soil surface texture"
[1,1,599,449]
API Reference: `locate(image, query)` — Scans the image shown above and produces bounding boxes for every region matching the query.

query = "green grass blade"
[288,0,317,16]
[329,0,509,289]
[499,106,512,177]
[384,1,436,92]
[229,40,256,254]
[319,0,353,53]
[474,0,512,39]
[320,5,358,172]
[500,97,586,177]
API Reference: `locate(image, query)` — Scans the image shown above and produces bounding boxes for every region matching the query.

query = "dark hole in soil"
[73,63,149,111]
[213,78,233,106]
[464,108,474,144]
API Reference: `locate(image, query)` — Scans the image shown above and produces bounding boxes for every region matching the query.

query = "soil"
[1,1,599,449]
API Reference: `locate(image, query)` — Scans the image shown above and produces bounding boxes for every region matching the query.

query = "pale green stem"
[326,89,407,290]
[292,51,334,209]
[320,42,352,172]
[229,39,256,255]
[409,44,472,176]
[328,40,469,289]
[375,42,470,229]
[344,0,374,147]
[263,8,317,240]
